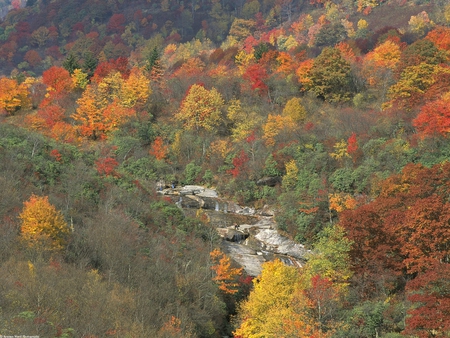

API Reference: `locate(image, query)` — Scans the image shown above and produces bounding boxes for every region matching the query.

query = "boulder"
[255,229,310,260]
[256,176,282,187]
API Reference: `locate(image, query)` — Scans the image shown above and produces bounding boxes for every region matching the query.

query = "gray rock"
[255,229,310,260]
[222,241,265,276]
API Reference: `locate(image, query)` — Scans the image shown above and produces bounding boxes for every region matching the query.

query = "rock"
[256,176,282,187]
[255,229,310,260]
[259,204,275,217]
[222,241,265,276]
[217,228,249,242]
[236,206,256,215]
[178,195,202,208]
[179,185,204,195]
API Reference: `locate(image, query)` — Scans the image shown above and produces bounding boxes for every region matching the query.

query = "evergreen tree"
[83,52,98,79]
[62,53,81,75]
[145,47,160,72]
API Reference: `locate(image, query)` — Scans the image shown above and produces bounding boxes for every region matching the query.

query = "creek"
[159,185,310,276]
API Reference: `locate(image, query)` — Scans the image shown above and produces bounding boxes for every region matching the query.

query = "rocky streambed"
[158,185,310,276]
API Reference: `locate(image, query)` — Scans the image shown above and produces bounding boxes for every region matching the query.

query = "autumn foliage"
[210,248,243,294]
[19,195,70,251]
[0,77,30,115]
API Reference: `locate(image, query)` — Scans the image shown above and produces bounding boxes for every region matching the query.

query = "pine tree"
[83,52,98,79]
[62,53,81,75]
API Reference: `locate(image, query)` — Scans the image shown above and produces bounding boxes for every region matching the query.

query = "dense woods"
[1,0,450,337]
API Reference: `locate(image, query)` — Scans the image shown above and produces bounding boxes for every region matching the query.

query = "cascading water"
[176,196,182,209]
[215,201,219,211]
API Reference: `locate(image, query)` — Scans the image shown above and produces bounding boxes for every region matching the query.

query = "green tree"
[62,53,81,75]
[82,52,98,79]
[145,46,160,72]
[305,225,353,286]
[305,47,356,103]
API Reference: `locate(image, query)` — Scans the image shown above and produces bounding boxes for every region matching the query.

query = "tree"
[107,13,126,34]
[397,39,447,74]
[42,66,74,95]
[74,89,135,140]
[426,26,450,52]
[175,84,224,134]
[0,77,30,115]
[234,260,302,337]
[305,47,355,103]
[30,26,50,47]
[73,69,149,140]
[62,53,81,75]
[405,261,450,338]
[282,97,307,123]
[82,52,98,79]
[243,63,269,95]
[339,162,450,296]
[19,195,70,251]
[305,225,353,287]
[210,248,243,294]
[149,136,168,160]
[145,46,160,72]
[413,92,450,137]
[24,50,42,68]
[262,114,286,146]
[365,39,401,71]
[385,63,442,110]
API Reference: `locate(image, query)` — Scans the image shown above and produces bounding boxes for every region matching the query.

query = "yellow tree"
[19,195,70,251]
[234,260,315,338]
[119,67,151,108]
[0,77,30,115]
[175,84,224,134]
[227,99,260,142]
[282,97,307,123]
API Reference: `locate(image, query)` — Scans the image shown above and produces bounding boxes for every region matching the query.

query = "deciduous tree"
[19,195,69,251]
[0,77,30,115]
[210,248,243,294]
[413,92,450,137]
[175,84,224,134]
[305,47,355,103]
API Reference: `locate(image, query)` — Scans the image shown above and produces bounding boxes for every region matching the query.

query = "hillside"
[1,0,450,337]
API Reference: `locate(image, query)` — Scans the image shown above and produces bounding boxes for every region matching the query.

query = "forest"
[1,0,450,337]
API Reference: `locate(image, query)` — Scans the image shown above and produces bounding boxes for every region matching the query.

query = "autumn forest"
[1,0,450,336]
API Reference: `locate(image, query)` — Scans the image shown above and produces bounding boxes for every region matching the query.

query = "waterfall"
[176,197,183,209]
[223,203,228,213]
[215,201,219,211]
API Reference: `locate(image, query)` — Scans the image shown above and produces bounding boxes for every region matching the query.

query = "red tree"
[243,64,269,95]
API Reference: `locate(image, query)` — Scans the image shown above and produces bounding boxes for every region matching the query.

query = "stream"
[159,185,310,276]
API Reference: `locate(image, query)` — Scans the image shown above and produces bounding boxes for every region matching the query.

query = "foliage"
[233,260,302,337]
[210,248,243,294]
[175,84,224,133]
[19,194,70,251]
[304,47,355,103]
[0,77,30,114]
[3,1,450,336]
